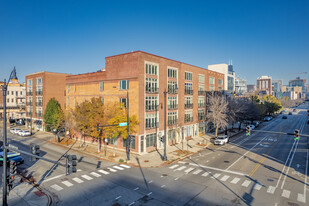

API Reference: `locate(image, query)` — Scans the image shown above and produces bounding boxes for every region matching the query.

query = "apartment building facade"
[25,71,69,131]
[257,75,272,95]
[66,51,224,154]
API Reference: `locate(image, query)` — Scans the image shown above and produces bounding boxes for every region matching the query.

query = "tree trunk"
[215,126,218,137]
[113,141,115,157]
[98,138,101,152]
[238,122,242,131]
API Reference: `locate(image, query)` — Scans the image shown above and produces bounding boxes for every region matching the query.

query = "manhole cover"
[34,191,45,197]
[267,179,274,182]
[161,174,168,177]
[224,161,230,163]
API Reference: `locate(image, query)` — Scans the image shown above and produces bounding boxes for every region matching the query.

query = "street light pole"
[126,91,130,161]
[163,89,167,161]
[2,79,8,206]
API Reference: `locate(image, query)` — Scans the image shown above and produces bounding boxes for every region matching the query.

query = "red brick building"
[67,51,225,154]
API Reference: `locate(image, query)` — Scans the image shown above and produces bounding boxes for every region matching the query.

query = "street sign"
[119,122,127,126]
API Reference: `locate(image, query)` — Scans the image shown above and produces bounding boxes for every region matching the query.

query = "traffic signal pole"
[163,89,167,161]
[2,80,8,206]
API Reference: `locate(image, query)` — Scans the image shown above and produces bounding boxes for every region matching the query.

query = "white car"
[10,128,18,133]
[20,130,31,136]
[214,135,229,145]
[12,128,21,134]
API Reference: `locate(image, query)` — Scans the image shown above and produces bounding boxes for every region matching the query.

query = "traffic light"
[31,144,40,161]
[66,155,77,175]
[246,126,251,136]
[294,129,299,140]
[8,161,17,191]
[97,123,100,131]
[160,136,164,142]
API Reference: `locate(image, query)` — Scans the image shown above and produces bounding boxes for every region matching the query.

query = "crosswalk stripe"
[241,180,251,187]
[98,170,110,175]
[120,164,131,168]
[193,169,202,175]
[254,183,262,190]
[231,177,240,184]
[202,172,210,177]
[176,166,186,171]
[211,173,221,179]
[113,166,124,170]
[169,165,179,169]
[90,172,101,177]
[297,193,305,203]
[184,168,194,173]
[72,177,84,183]
[282,190,290,198]
[220,175,230,182]
[82,175,93,180]
[62,181,73,187]
[51,184,63,191]
[267,186,276,194]
[108,168,117,172]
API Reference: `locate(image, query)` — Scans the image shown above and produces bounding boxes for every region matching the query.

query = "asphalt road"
[1,102,309,206]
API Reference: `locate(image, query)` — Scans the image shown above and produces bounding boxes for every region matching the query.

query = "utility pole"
[126,91,130,161]
[2,79,8,206]
[163,89,167,161]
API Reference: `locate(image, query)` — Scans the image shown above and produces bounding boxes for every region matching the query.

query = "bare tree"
[206,93,229,137]
[228,97,248,131]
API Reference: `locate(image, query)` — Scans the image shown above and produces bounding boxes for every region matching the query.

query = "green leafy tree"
[262,95,282,115]
[44,98,64,132]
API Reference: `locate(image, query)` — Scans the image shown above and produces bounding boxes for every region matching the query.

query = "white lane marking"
[267,186,276,194]
[193,169,202,175]
[254,183,262,190]
[161,185,165,188]
[133,187,139,191]
[184,168,194,173]
[108,168,117,172]
[282,190,290,198]
[115,196,121,200]
[211,173,221,179]
[176,166,186,171]
[226,135,270,170]
[174,177,179,180]
[120,164,131,168]
[62,181,73,187]
[297,193,305,203]
[50,184,63,191]
[91,172,101,177]
[302,149,308,203]
[169,165,179,169]
[44,174,65,183]
[220,175,230,182]
[242,180,251,187]
[113,166,124,170]
[231,177,240,184]
[189,163,247,176]
[202,172,210,177]
[147,192,152,196]
[178,161,186,164]
[128,202,135,206]
[148,180,153,183]
[82,175,93,180]
[72,177,84,183]
[98,170,110,175]
[77,169,82,172]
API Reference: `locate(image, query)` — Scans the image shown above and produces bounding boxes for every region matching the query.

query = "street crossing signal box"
[246,126,251,136]
[294,129,299,140]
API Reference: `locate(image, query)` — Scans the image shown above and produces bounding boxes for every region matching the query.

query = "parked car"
[248,125,255,130]
[20,130,31,136]
[10,128,21,134]
[282,116,287,119]
[214,135,229,145]
[288,112,292,115]
[10,128,18,133]
[280,110,286,114]
[252,121,260,127]
[264,116,272,121]
[293,109,297,112]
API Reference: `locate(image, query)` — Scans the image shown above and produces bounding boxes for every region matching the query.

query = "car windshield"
[217,137,225,140]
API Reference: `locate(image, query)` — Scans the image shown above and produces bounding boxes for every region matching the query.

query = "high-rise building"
[246,84,256,93]
[66,51,225,154]
[289,77,306,98]
[257,75,272,95]
[272,80,283,99]
[235,77,247,95]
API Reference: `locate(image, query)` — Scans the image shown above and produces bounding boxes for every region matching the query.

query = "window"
[168,129,176,141]
[11,98,14,103]
[20,91,22,95]
[36,85,42,95]
[67,97,70,106]
[185,72,192,81]
[27,79,33,86]
[198,84,205,95]
[185,110,193,123]
[145,113,157,129]
[209,86,215,91]
[36,78,42,85]
[146,133,157,147]
[119,98,127,108]
[74,84,76,92]
[16,91,18,96]
[74,97,76,106]
[184,125,193,137]
[7,91,9,95]
[198,74,205,83]
[168,112,177,125]
[145,63,158,75]
[68,85,70,93]
[100,81,104,91]
[7,99,9,103]
[168,68,177,78]
[168,81,177,94]
[218,79,223,85]
[119,80,129,90]
[145,78,158,93]
[218,87,223,91]
[101,98,104,105]
[185,83,193,95]
[123,136,135,149]
[209,77,215,84]
[198,96,205,107]
[36,107,43,117]
[168,96,178,109]
[36,97,43,106]
[145,96,158,111]
[198,109,205,120]
[11,91,13,95]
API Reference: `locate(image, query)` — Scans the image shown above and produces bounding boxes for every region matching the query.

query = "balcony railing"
[184,116,193,123]
[26,92,33,96]
[145,87,159,93]
[36,102,43,106]
[198,103,205,108]
[36,91,43,95]
[36,112,43,117]
[168,104,178,110]
[145,122,159,129]
[26,101,33,106]
[198,91,205,95]
[185,89,193,95]
[168,119,178,125]
[26,112,32,116]
[198,115,205,121]
[145,105,158,111]
[184,103,193,109]
[168,88,178,94]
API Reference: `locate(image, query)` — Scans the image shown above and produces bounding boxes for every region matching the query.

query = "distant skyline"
[1,0,308,85]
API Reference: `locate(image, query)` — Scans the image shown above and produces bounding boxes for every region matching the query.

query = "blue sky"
[0,0,308,84]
